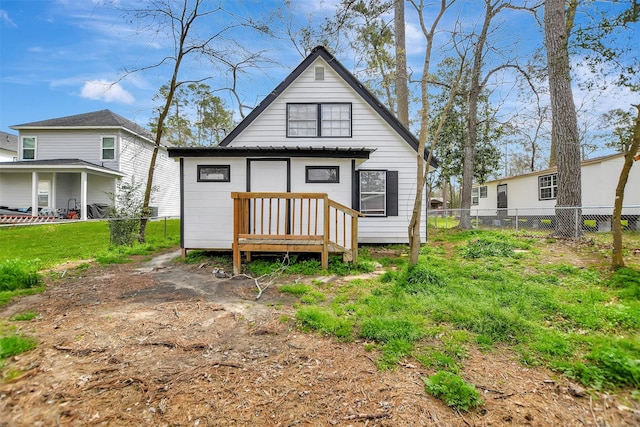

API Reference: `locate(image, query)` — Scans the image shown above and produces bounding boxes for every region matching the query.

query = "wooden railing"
[231,192,363,274]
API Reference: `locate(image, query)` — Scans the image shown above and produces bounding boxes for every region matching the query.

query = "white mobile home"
[169,46,438,269]
[471,152,640,229]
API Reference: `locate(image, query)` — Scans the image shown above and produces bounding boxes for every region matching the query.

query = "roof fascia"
[168,147,372,159]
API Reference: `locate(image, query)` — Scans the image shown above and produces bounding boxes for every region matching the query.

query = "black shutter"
[352,161,360,211]
[386,170,398,216]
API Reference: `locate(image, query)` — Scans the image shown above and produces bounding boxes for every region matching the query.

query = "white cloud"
[0,9,16,27]
[80,79,135,104]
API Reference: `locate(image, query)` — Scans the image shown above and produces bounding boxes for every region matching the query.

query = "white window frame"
[101,136,116,160]
[479,186,488,198]
[359,170,386,216]
[472,187,479,206]
[539,173,557,200]
[287,103,352,138]
[21,136,36,160]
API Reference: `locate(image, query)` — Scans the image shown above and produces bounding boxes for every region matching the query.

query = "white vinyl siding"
[21,136,36,160]
[228,56,424,244]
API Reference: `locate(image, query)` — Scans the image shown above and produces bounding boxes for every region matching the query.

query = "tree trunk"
[395,0,409,127]
[459,0,494,229]
[544,0,582,238]
[612,105,640,269]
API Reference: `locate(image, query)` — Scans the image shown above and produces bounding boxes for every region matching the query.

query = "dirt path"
[0,250,638,426]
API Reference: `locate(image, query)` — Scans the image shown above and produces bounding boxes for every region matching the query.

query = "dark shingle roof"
[10,109,155,142]
[168,146,374,159]
[0,158,124,176]
[0,131,18,152]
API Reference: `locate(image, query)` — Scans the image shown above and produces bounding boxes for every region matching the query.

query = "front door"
[497,184,507,209]
[247,159,290,234]
[247,159,289,192]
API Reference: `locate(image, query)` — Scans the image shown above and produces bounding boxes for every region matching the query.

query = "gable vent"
[314,66,325,81]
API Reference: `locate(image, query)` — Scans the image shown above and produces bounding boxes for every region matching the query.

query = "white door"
[248,160,289,234]
[249,160,288,192]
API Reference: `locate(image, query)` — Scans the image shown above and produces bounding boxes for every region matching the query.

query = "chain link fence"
[428,206,640,236]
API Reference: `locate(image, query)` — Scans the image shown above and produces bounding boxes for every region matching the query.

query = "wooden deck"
[232,192,363,274]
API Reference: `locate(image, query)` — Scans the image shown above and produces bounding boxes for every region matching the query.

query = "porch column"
[31,171,38,217]
[80,171,87,220]
[51,173,57,213]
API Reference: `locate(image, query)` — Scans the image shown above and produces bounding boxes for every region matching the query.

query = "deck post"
[351,215,359,264]
[322,195,329,270]
[232,193,242,275]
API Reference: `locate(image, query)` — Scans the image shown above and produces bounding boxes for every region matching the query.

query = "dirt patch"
[0,249,638,426]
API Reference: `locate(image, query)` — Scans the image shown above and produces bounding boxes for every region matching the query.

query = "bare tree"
[407,0,456,265]
[121,0,268,242]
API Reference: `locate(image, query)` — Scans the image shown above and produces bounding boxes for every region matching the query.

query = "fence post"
[574,208,579,239]
[515,209,519,232]
[164,216,167,239]
[476,210,479,229]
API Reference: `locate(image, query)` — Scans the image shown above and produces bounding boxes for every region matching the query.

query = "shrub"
[423,371,483,411]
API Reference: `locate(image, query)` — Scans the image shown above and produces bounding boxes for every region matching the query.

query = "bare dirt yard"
[0,248,638,426]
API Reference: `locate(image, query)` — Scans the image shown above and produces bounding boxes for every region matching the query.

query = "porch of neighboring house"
[230,192,364,274]
[0,160,123,224]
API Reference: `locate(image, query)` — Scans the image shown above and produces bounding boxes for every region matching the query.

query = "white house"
[0,110,180,220]
[168,46,438,257]
[471,152,640,229]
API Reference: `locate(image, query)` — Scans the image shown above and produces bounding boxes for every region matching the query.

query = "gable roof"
[10,109,157,144]
[219,46,438,168]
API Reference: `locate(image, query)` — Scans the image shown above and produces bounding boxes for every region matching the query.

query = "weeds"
[0,259,42,291]
[423,371,483,411]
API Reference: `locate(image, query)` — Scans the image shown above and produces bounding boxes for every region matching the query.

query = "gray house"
[0,110,180,220]
[0,131,18,162]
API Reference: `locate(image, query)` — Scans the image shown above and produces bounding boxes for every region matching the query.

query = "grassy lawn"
[0,219,180,268]
[274,229,640,406]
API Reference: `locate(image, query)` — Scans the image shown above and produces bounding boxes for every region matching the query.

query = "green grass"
[423,371,483,411]
[279,229,640,401]
[0,219,180,268]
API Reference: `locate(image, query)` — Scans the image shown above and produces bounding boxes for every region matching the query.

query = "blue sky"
[0,0,636,165]
[0,0,327,134]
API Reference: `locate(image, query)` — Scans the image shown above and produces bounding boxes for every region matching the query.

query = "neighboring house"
[168,46,438,258]
[0,131,18,161]
[471,152,640,228]
[0,110,180,220]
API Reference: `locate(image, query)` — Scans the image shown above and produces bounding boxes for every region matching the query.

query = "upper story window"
[287,103,352,138]
[101,136,116,160]
[21,136,36,160]
[539,173,557,200]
